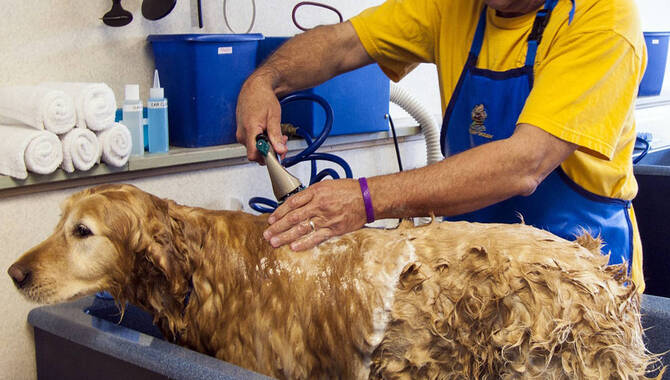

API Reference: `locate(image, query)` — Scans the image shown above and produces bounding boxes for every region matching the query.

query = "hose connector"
[256,134,305,204]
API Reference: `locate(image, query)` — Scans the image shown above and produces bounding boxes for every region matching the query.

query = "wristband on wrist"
[358,177,375,224]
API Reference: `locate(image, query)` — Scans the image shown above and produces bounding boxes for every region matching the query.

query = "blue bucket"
[147,34,264,147]
[258,37,390,137]
[639,32,670,97]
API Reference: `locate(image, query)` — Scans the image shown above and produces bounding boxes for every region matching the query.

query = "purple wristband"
[358,177,375,224]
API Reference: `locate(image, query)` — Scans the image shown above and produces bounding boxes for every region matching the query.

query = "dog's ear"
[144,228,185,282]
[139,196,189,283]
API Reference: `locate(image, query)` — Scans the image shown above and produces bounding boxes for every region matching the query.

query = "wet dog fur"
[8,184,659,379]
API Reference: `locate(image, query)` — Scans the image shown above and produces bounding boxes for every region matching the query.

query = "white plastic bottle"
[122,84,144,156]
[147,70,169,153]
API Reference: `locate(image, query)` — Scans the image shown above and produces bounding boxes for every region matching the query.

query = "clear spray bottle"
[147,69,169,153]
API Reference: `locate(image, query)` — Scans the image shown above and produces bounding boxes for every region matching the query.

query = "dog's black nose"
[8,263,31,289]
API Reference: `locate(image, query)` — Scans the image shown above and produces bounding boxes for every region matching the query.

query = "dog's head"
[7,183,186,305]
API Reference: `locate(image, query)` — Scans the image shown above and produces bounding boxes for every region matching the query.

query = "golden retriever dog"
[8,184,658,379]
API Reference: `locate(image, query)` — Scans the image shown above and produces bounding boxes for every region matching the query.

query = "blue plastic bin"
[639,32,670,97]
[147,34,264,147]
[257,37,390,137]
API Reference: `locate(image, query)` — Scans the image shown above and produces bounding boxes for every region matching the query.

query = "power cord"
[292,1,343,31]
[386,113,404,172]
[223,0,256,33]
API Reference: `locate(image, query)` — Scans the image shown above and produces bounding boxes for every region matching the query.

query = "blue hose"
[248,93,353,214]
[248,197,278,213]
[633,136,650,165]
[280,93,334,167]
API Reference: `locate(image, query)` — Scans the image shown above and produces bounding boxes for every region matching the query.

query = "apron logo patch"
[469,104,493,139]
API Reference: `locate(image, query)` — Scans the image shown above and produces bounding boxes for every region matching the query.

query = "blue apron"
[440,1,633,265]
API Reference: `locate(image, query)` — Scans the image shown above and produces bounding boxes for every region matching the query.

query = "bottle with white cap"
[147,69,169,153]
[122,84,144,156]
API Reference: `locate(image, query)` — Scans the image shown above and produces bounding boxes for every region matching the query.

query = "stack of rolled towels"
[0,83,132,179]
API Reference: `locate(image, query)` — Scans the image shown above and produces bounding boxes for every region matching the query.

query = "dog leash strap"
[358,177,375,224]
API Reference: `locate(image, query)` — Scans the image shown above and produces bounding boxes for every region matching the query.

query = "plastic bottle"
[122,84,144,156]
[147,70,169,153]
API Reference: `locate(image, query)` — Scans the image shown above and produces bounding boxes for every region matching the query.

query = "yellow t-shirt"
[350,0,647,291]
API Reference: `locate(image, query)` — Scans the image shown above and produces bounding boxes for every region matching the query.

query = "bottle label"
[123,104,142,112]
[148,100,167,108]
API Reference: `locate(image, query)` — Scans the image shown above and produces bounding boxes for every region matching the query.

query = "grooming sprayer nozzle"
[256,134,305,204]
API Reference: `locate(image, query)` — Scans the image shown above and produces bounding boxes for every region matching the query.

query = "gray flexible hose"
[389,83,443,225]
[389,83,443,165]
[391,83,444,165]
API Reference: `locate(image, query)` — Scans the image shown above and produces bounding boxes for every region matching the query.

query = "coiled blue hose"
[249,93,353,213]
[633,136,650,165]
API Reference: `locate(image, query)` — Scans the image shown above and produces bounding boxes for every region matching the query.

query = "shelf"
[636,94,670,109]
[0,125,422,198]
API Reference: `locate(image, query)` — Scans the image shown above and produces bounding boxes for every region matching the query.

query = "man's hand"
[235,22,373,163]
[263,179,368,251]
[235,75,288,163]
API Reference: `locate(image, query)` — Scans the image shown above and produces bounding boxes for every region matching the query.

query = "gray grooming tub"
[28,296,270,380]
[27,293,670,379]
[634,147,670,300]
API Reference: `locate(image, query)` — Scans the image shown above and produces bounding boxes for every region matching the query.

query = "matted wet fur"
[8,184,660,379]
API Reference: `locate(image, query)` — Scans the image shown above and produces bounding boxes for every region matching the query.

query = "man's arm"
[369,123,577,218]
[236,21,373,162]
[263,123,577,251]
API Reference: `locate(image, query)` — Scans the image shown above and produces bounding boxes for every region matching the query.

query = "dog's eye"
[74,224,93,237]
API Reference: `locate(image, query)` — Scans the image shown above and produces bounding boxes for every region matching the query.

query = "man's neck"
[496,0,545,18]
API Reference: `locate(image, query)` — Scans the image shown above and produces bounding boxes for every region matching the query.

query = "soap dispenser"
[147,69,169,153]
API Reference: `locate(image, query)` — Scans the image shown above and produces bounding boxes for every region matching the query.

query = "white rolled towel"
[0,125,62,179]
[0,86,76,134]
[60,128,100,173]
[96,123,131,167]
[42,82,116,131]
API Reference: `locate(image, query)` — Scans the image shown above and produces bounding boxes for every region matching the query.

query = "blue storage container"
[147,34,264,147]
[639,32,670,97]
[258,37,390,137]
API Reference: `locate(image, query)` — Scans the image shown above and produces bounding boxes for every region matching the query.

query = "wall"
[0,0,440,119]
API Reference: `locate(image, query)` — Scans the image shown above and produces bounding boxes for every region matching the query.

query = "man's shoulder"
[569,0,644,56]
[573,0,642,37]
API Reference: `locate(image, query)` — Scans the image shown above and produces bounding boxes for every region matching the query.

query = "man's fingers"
[290,227,332,251]
[266,219,313,248]
[266,108,286,157]
[244,124,264,163]
[268,191,314,225]
[265,218,331,251]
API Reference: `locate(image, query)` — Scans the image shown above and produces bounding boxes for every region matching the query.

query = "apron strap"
[468,7,488,64]
[525,0,557,66]
[525,0,575,66]
[471,0,576,68]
